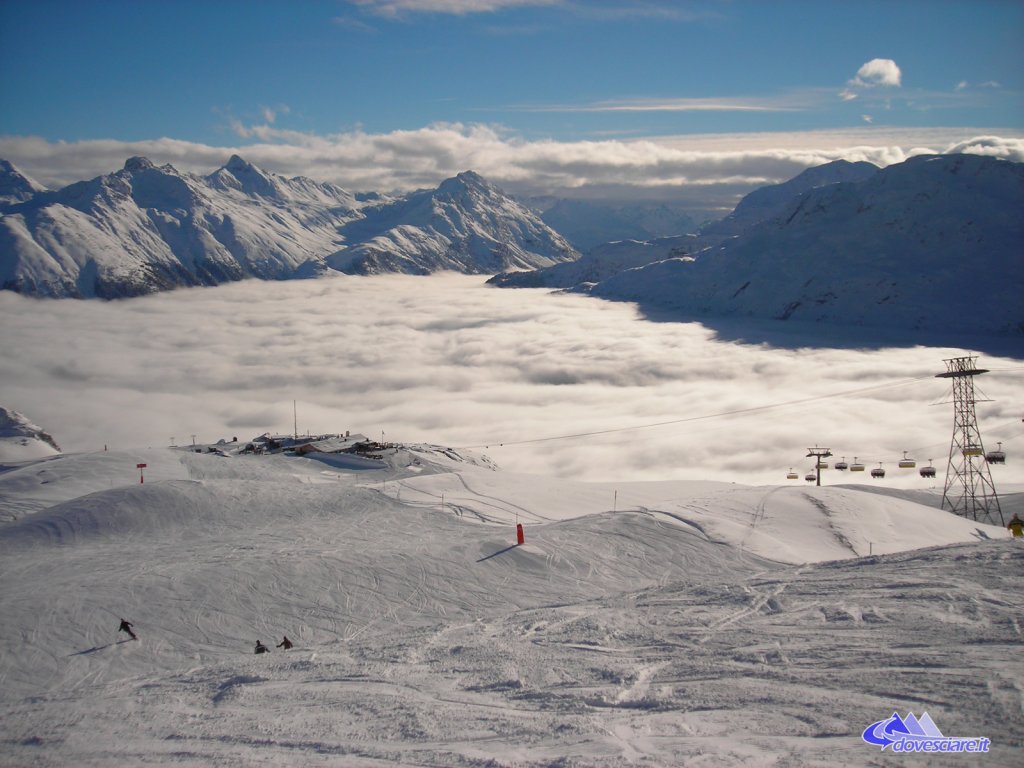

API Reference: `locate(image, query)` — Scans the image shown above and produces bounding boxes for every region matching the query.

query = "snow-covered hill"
[1,436,1020,766]
[590,154,1024,335]
[0,161,576,298]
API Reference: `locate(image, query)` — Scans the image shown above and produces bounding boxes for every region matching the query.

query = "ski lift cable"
[459,375,933,450]
[826,418,1023,468]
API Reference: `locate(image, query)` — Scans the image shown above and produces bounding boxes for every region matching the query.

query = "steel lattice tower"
[936,356,1003,525]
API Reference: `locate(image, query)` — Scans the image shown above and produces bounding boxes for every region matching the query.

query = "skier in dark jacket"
[277,636,293,650]
[254,640,269,654]
[118,619,137,641]
[1008,513,1024,538]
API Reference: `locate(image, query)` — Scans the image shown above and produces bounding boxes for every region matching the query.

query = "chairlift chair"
[850,457,866,472]
[871,462,886,479]
[962,444,984,457]
[804,472,817,482]
[920,460,937,478]
[786,468,799,480]
[835,457,849,471]
[986,442,1006,465]
[898,451,916,469]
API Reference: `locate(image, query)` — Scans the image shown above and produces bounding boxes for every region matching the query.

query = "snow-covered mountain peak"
[0,407,61,461]
[122,156,157,173]
[207,154,282,199]
[0,159,47,205]
[1,160,573,296]
[437,170,487,195]
[590,154,1024,336]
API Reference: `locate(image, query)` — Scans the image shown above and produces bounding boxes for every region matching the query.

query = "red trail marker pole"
[137,463,147,484]
[516,523,524,545]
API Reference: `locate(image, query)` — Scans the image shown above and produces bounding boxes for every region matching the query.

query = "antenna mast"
[936,356,1002,525]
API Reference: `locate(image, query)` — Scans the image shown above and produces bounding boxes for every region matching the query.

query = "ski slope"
[0,444,1021,766]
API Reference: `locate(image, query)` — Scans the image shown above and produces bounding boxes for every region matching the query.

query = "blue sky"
[1,0,1022,203]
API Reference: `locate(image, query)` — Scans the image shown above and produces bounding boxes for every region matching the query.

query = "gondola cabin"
[986,442,1006,465]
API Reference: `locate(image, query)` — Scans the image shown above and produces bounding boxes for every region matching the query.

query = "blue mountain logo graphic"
[862,712,990,753]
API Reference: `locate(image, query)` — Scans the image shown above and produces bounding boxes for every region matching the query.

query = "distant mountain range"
[0,158,577,298]
[4,153,1022,337]
[490,158,884,291]
[494,154,1024,336]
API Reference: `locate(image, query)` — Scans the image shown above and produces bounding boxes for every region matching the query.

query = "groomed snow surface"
[1,444,1021,767]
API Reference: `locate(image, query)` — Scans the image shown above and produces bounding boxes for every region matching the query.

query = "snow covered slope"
[327,171,577,275]
[0,406,60,465]
[0,162,576,297]
[488,235,698,289]
[591,154,1024,336]
[0,156,360,297]
[0,159,48,205]
[700,158,879,237]
[1,442,1020,766]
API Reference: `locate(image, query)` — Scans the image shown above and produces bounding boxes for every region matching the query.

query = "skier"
[1008,513,1024,538]
[276,636,293,650]
[254,640,269,654]
[118,618,137,641]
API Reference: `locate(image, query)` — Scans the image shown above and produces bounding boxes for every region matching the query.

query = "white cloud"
[2,126,1021,209]
[852,58,902,88]
[1,275,1020,489]
[349,0,562,17]
[517,96,800,113]
[841,58,902,101]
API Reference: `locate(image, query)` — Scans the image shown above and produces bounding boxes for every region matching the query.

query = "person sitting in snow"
[1008,514,1024,538]
[276,636,293,650]
[254,640,269,654]
[118,618,137,641]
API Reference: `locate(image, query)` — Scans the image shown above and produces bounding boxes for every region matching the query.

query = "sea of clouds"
[1,274,1021,488]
